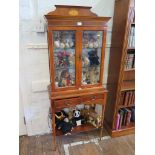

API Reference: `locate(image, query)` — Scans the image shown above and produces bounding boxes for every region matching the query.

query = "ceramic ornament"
[54,40,60,48]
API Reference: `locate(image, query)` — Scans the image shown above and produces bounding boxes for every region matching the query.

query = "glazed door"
[49,28,79,91]
[81,30,105,87]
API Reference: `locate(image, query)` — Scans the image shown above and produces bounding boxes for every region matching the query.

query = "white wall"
[19,0,115,136]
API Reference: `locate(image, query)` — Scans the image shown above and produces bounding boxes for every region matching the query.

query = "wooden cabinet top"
[45,5,111,26]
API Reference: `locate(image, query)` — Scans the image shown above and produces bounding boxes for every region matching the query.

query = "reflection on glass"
[82,31,103,85]
[53,31,75,88]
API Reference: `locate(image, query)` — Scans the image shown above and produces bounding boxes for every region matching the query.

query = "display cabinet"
[45,5,111,150]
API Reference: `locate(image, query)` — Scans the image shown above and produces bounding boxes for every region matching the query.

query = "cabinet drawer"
[54,97,80,109]
[82,94,104,103]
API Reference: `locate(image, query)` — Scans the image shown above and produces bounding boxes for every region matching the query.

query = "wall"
[19,0,115,136]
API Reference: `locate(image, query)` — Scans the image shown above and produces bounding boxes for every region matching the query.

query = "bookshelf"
[104,0,135,137]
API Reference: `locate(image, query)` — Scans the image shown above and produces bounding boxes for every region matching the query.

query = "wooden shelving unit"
[104,0,135,137]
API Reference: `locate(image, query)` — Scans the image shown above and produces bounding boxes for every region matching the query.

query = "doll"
[69,53,75,66]
[88,38,94,48]
[83,57,90,67]
[88,50,100,66]
[54,39,60,48]
[58,117,73,135]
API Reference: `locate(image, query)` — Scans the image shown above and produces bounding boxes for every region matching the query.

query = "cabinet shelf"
[124,68,135,72]
[121,80,135,90]
[56,123,98,136]
[117,104,135,108]
[112,123,135,137]
[123,69,135,81]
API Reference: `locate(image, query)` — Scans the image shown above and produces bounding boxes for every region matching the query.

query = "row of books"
[115,107,135,130]
[120,90,135,106]
[128,26,135,48]
[125,52,135,69]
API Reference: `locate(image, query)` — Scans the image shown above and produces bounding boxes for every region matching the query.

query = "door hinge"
[24,117,26,125]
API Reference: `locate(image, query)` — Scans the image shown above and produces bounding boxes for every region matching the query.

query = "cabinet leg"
[51,100,57,151]
[100,104,105,140]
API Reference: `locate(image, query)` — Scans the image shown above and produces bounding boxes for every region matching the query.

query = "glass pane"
[53,31,76,88]
[82,31,103,85]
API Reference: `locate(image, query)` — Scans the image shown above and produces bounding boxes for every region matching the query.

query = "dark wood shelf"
[121,80,135,91]
[123,69,135,81]
[117,104,135,108]
[127,47,135,51]
[56,123,98,136]
[124,68,135,72]
[111,122,135,137]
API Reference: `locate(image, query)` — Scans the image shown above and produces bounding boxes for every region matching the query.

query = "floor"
[19,129,135,155]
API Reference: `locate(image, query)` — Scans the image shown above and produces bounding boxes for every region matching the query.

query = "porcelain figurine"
[54,40,60,48]
[60,42,65,49]
[88,39,94,48]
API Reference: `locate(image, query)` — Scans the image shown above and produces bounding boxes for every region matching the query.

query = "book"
[125,54,130,69]
[131,91,135,105]
[115,113,121,130]
[125,53,135,69]
[128,54,135,69]
[130,107,135,122]
[132,54,135,68]
[122,108,128,126]
[131,27,135,47]
[128,26,135,48]
[124,91,130,106]
[126,109,131,126]
[118,109,124,129]
[128,91,133,105]
[120,92,125,105]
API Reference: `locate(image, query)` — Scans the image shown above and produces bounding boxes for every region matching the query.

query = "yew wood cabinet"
[45,5,111,150]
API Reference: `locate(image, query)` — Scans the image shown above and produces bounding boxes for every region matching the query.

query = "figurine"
[54,40,60,48]
[69,53,75,66]
[72,109,84,126]
[55,110,66,129]
[88,110,102,128]
[55,81,59,87]
[83,57,90,66]
[88,50,100,66]
[57,51,70,67]
[69,41,74,48]
[82,71,87,85]
[58,117,73,135]
[83,33,89,48]
[88,38,94,48]
[60,42,65,49]
[93,40,99,48]
[65,38,70,48]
